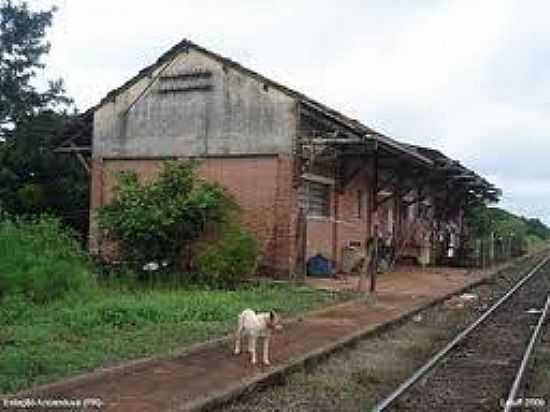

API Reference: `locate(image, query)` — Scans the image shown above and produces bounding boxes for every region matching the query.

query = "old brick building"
[59,40,499,277]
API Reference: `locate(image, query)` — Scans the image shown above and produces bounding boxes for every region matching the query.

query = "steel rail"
[372,256,550,412]
[503,293,550,412]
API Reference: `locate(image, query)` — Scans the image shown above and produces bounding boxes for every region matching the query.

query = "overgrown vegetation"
[0,215,96,303]
[97,160,237,273]
[194,223,259,287]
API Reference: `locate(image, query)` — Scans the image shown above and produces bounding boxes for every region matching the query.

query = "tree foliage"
[97,160,236,271]
[0,1,87,234]
[522,217,550,240]
[0,111,89,232]
[464,205,494,238]
[0,0,70,138]
[194,223,259,287]
[465,205,550,247]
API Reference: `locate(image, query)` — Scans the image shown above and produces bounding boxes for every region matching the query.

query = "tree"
[523,217,550,240]
[464,205,550,256]
[464,205,495,238]
[0,0,70,139]
[0,1,87,235]
[0,111,89,233]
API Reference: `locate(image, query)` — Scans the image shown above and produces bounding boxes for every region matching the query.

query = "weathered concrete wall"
[93,48,296,159]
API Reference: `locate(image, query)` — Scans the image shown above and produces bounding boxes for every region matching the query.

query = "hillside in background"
[489,207,550,237]
[488,206,550,248]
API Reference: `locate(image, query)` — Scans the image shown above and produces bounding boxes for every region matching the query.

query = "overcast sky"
[33,0,550,224]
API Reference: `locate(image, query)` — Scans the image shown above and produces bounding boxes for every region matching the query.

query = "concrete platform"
[7,262,518,412]
[305,265,497,295]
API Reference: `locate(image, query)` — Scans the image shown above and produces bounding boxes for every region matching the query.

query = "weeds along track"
[378,256,550,412]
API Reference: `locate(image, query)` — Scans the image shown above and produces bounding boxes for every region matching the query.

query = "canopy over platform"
[296,101,500,213]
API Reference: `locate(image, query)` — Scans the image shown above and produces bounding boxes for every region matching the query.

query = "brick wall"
[303,168,373,272]
[89,155,296,275]
[266,154,298,276]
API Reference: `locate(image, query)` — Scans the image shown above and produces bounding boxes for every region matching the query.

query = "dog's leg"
[249,336,257,364]
[262,337,271,366]
[247,335,253,353]
[234,325,243,355]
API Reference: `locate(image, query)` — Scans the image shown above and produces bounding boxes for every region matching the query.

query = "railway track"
[373,255,550,412]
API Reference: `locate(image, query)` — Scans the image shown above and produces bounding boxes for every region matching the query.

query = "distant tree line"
[465,205,550,251]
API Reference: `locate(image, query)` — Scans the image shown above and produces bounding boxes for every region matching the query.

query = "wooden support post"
[294,208,307,282]
[370,135,379,293]
[394,183,402,247]
[332,158,340,271]
[357,164,370,293]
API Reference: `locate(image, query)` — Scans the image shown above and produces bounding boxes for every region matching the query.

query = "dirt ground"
[222,256,543,411]
[306,264,503,295]
[1,260,527,412]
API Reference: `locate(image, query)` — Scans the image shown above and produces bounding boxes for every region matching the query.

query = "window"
[298,181,331,217]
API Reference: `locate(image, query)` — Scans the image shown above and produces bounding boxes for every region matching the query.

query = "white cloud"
[495,176,550,224]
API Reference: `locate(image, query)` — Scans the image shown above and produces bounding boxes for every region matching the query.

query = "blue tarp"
[306,254,335,278]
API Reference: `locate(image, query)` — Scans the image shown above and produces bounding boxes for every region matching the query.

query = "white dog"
[234,309,283,365]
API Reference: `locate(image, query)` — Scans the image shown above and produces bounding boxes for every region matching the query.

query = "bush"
[194,224,259,287]
[97,160,235,271]
[0,215,96,304]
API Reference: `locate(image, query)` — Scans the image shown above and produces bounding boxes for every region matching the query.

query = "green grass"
[0,282,347,394]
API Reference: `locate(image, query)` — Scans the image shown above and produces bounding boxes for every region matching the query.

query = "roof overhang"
[300,102,433,167]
